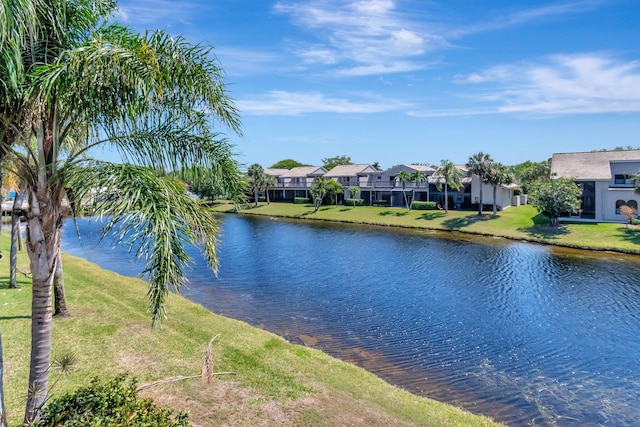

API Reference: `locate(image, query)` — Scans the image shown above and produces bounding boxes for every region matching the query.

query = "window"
[614,174,634,186]
[616,199,626,214]
[627,200,638,210]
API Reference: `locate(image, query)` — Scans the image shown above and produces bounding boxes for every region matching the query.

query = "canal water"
[61,214,640,426]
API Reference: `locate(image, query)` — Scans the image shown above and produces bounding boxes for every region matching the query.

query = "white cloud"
[237,90,412,115]
[505,0,608,25]
[215,48,289,76]
[298,47,339,65]
[271,1,610,78]
[453,66,513,84]
[273,0,438,76]
[115,0,202,26]
[336,61,428,76]
[444,53,640,116]
[450,0,611,37]
[408,107,499,118]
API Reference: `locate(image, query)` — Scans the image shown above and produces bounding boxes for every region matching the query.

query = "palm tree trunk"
[478,176,483,215]
[1,333,7,427]
[9,191,25,289]
[24,190,59,424]
[492,185,498,215]
[53,233,69,317]
[444,185,449,213]
[403,187,409,210]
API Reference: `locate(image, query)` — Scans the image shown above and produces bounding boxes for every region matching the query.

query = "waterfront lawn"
[214,201,640,254]
[0,234,500,427]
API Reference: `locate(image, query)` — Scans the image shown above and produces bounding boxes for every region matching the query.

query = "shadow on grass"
[339,208,352,212]
[441,213,499,229]
[515,213,571,240]
[378,210,409,217]
[618,226,640,246]
[416,211,445,221]
[531,213,551,225]
[0,315,31,320]
[518,225,570,240]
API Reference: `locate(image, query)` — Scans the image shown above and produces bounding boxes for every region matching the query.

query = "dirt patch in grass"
[141,379,425,427]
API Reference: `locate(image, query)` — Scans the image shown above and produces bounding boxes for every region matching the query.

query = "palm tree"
[484,162,513,214]
[310,176,328,212]
[247,164,264,207]
[467,152,494,215]
[396,170,411,210]
[261,173,277,204]
[1,1,244,422]
[410,170,426,208]
[348,185,361,207]
[325,179,343,205]
[435,160,463,213]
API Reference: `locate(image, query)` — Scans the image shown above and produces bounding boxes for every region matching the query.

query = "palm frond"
[67,162,220,325]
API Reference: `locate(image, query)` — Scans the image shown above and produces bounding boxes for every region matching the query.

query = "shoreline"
[214,202,640,257]
[1,233,501,427]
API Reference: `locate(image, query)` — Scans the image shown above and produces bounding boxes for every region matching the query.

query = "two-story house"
[551,150,640,221]
[324,164,380,204]
[264,166,327,202]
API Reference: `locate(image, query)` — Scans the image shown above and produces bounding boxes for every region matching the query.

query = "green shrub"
[344,198,364,207]
[258,196,267,202]
[34,374,190,427]
[411,201,437,210]
[631,218,640,226]
[294,197,309,204]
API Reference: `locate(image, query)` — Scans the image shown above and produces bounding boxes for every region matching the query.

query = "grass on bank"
[0,234,500,427]
[215,202,640,254]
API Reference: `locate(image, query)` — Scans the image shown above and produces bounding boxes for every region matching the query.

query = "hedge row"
[344,198,365,206]
[411,201,438,210]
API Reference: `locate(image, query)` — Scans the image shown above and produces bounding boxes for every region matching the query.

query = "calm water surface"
[61,214,640,426]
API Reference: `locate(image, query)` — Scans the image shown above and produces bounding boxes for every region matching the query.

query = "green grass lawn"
[215,201,640,254]
[0,234,500,427]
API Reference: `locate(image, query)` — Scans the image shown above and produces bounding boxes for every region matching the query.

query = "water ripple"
[62,215,640,426]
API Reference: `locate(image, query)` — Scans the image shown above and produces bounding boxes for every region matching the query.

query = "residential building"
[551,150,640,221]
[264,166,327,202]
[469,175,519,212]
[370,164,435,207]
[324,164,379,203]
[263,161,519,210]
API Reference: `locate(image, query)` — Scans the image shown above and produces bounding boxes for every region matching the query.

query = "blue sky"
[115,0,640,169]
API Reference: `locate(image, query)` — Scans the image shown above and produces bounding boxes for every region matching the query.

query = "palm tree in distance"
[410,170,427,205]
[467,152,494,215]
[248,164,264,207]
[435,160,463,213]
[262,173,277,204]
[485,162,513,214]
[348,185,361,207]
[396,170,412,210]
[311,176,328,212]
[326,179,343,205]
[1,1,244,423]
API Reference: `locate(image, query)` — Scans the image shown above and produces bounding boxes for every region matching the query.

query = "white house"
[550,150,640,222]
